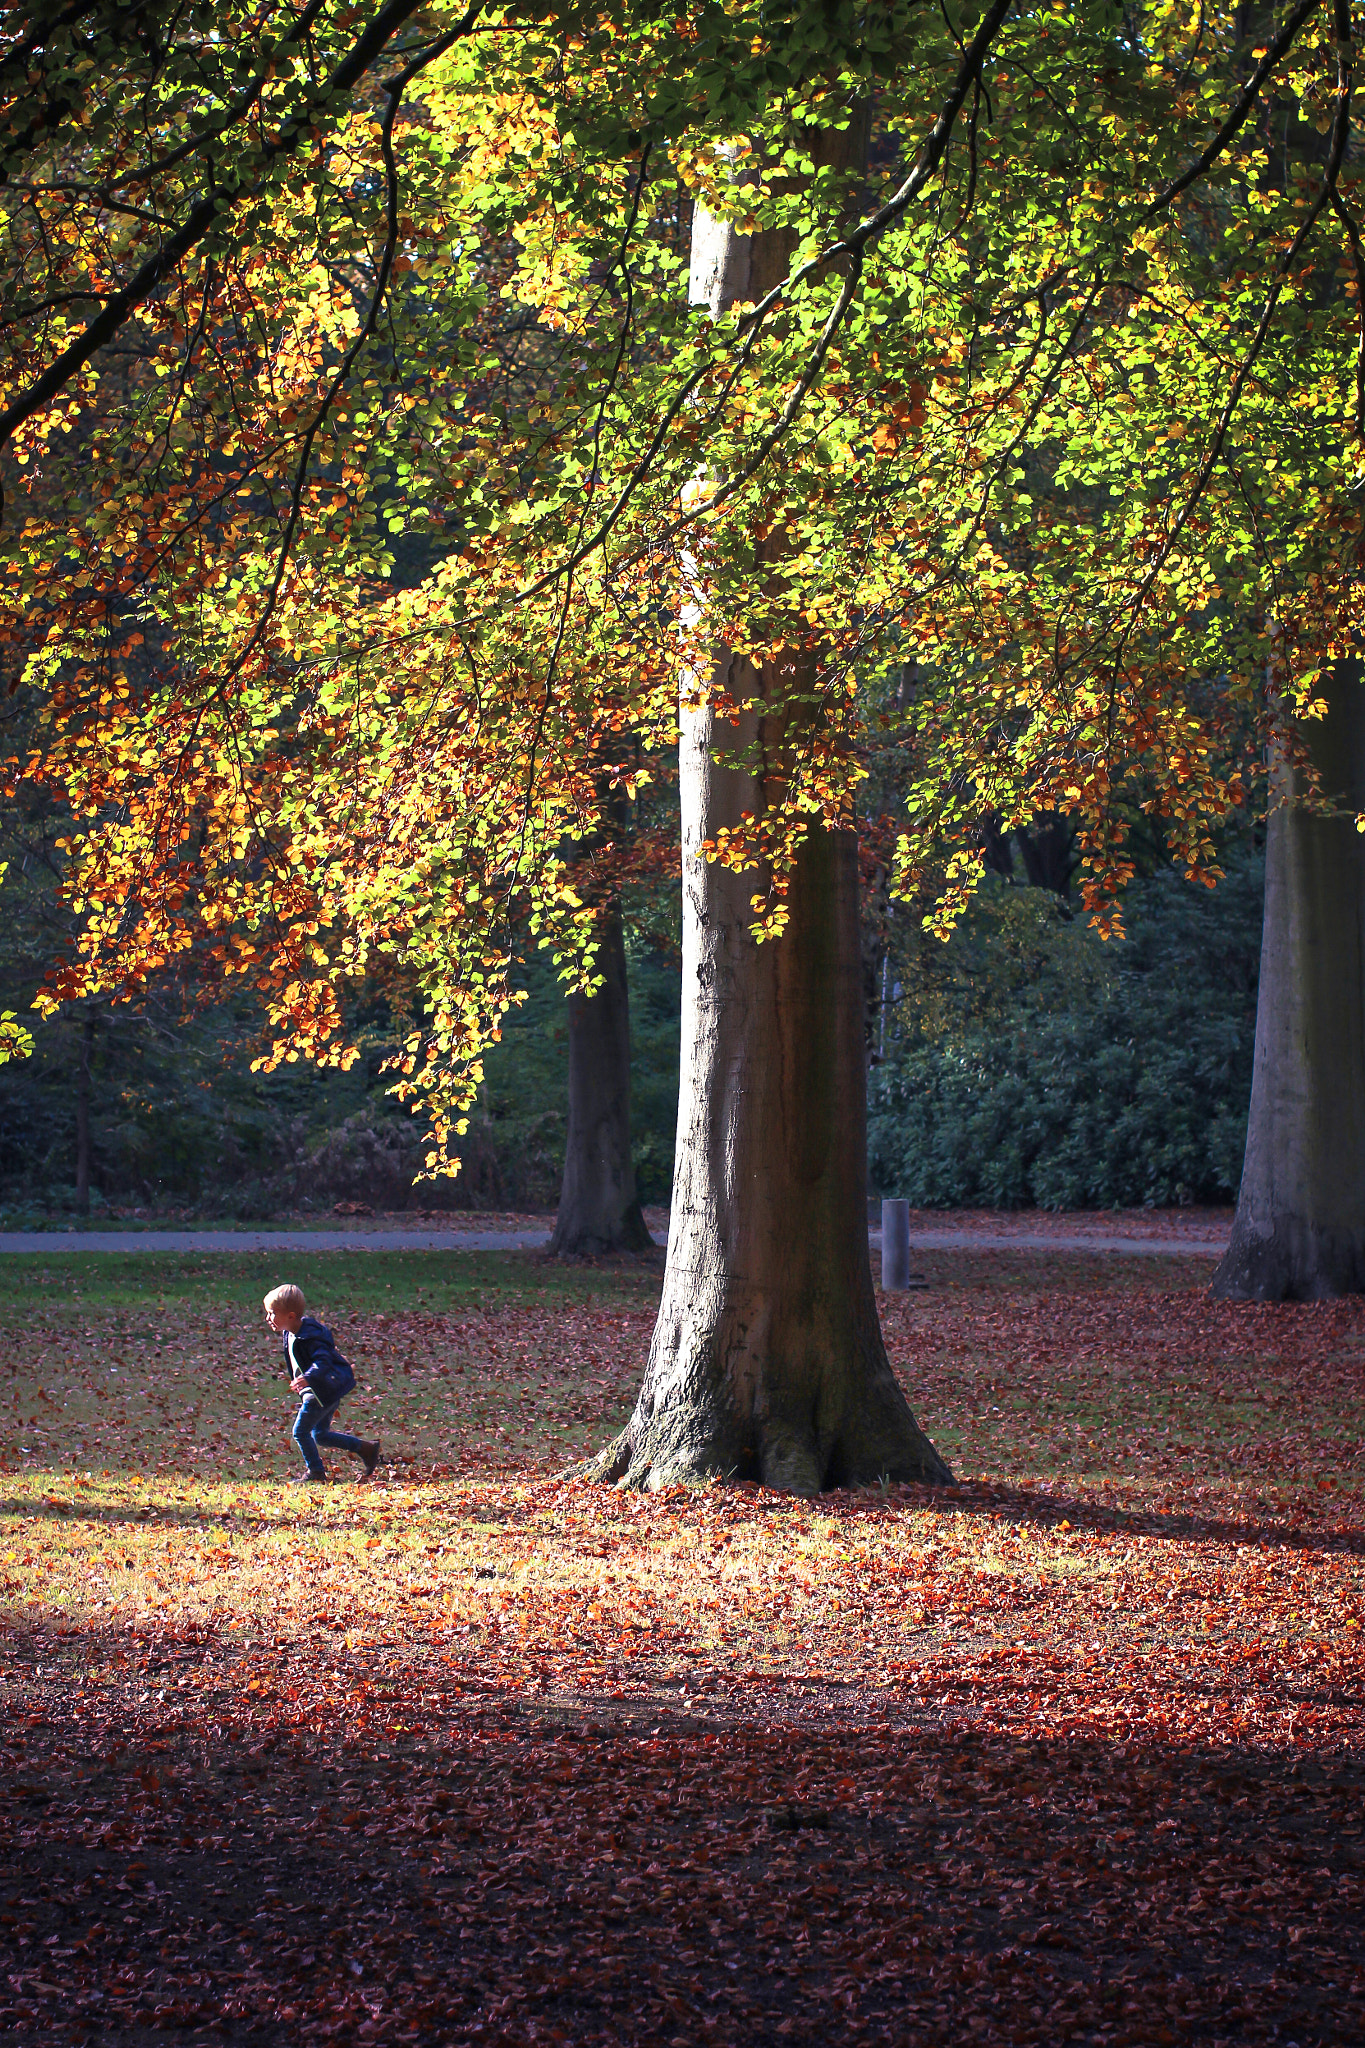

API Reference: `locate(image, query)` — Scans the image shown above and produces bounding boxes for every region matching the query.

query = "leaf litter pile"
[2,1245,1363,2045]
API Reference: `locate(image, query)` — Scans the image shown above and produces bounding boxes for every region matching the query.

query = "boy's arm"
[292,1329,341,1394]
[287,1329,322,1393]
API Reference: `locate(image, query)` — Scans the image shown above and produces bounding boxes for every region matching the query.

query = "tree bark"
[1212,667,1365,1300]
[587,117,950,1492]
[1016,814,1076,900]
[74,1011,94,1217]
[861,857,890,1065]
[548,899,654,1256]
[589,688,950,1491]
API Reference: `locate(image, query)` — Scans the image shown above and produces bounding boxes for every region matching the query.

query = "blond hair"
[263,1283,306,1315]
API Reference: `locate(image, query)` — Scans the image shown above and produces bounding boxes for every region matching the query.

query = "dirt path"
[0,1226,557,1253]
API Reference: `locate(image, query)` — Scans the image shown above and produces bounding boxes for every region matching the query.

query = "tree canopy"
[4,0,1362,1154]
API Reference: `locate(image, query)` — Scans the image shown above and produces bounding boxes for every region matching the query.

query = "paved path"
[0,1226,1226,1256]
[0,1228,552,1253]
[883,1230,1225,1257]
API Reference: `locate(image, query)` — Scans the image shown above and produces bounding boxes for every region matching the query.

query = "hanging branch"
[0,0,460,471]
[514,0,1330,605]
[1103,1,1357,683]
[512,0,1018,604]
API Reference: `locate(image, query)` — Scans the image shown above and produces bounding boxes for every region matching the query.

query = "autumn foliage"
[7,3,1365,1149]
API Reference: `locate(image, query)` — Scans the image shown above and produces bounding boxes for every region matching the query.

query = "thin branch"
[136,257,217,484]
[513,0,1018,603]
[1109,6,1357,676]
[514,145,652,873]
[948,270,1101,578]
[215,3,484,685]
[959,75,983,228]
[0,0,449,466]
[1328,0,1365,438]
[14,183,179,228]
[0,0,108,87]
[1328,177,1365,438]
[1143,0,1324,220]
[110,0,335,190]
[607,0,1328,594]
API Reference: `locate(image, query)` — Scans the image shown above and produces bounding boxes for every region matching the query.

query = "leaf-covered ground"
[2,1246,1363,2044]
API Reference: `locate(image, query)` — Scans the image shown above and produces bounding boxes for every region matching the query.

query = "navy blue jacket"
[285,1316,355,1403]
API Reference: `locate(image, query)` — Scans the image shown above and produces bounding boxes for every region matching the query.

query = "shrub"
[868,847,1262,1210]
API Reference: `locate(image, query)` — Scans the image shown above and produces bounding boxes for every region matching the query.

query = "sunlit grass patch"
[0,1249,651,1481]
[4,1465,1362,1760]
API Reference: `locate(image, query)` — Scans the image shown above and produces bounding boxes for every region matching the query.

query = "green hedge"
[868,848,1262,1210]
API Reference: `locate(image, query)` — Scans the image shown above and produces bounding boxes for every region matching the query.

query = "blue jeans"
[292,1393,366,1477]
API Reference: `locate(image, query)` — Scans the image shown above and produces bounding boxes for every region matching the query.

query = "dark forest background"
[0,815,1262,1224]
[868,837,1264,1213]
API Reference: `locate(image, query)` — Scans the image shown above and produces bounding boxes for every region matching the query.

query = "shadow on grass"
[0,1493,291,1534]
[893,1479,1365,1558]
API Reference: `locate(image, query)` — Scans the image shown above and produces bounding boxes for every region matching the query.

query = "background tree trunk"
[549,899,654,1256]
[1015,815,1077,900]
[588,113,950,1492]
[1213,667,1365,1300]
[74,1011,94,1217]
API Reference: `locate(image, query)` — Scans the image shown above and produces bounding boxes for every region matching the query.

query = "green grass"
[0,1248,662,1317]
[0,1249,658,1487]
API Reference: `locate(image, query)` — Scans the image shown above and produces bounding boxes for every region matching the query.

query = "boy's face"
[265,1302,302,1335]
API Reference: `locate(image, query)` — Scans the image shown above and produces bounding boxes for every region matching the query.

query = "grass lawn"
[2,1246,1363,2045]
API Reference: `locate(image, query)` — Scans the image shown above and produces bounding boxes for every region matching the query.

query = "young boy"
[264,1284,380,1483]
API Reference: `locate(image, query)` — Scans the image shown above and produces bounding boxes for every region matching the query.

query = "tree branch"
[514,0,1018,603]
[0,0,454,467]
[216,4,485,684]
[1105,13,1357,681]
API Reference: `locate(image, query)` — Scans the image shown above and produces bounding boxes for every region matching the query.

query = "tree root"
[1212,1217,1365,1301]
[577,1400,951,1496]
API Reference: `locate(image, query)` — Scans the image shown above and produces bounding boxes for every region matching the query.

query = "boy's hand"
[291,1376,309,1394]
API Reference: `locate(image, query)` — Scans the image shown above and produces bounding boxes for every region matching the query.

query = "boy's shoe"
[293,1472,328,1484]
[359,1441,381,1479]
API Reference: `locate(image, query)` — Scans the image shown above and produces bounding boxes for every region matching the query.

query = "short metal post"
[881,1198,911,1291]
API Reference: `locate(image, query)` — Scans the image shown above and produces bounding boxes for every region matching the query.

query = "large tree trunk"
[1212,668,1365,1300]
[548,899,654,1256]
[587,119,950,1493]
[589,686,950,1491]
